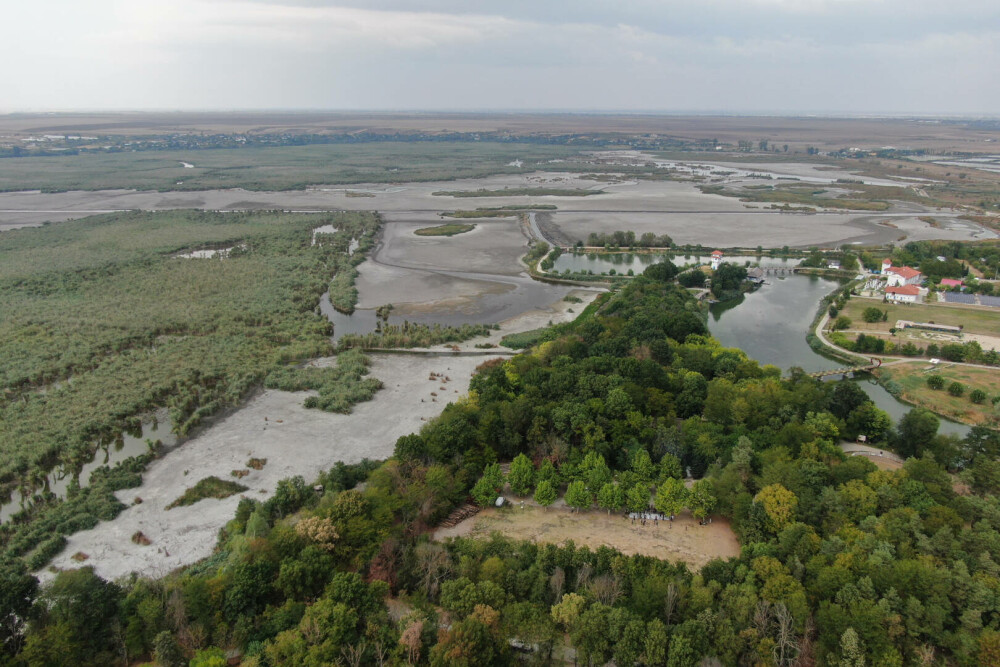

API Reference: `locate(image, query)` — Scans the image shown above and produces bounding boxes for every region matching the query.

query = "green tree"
[846,403,892,442]
[862,307,884,323]
[894,408,940,458]
[534,479,557,509]
[838,480,877,523]
[550,593,587,631]
[754,484,798,534]
[580,451,613,494]
[654,478,688,518]
[644,619,669,666]
[948,381,965,397]
[597,483,625,515]
[190,647,227,667]
[626,483,650,514]
[835,627,866,667]
[508,453,535,496]
[0,559,37,658]
[153,631,185,667]
[429,616,505,667]
[631,449,656,484]
[571,604,615,666]
[970,389,988,404]
[926,374,945,390]
[471,476,499,508]
[471,463,505,507]
[565,480,592,512]
[537,458,558,483]
[688,479,716,522]
[659,453,683,481]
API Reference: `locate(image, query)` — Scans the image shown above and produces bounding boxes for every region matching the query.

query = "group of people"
[627,510,673,528]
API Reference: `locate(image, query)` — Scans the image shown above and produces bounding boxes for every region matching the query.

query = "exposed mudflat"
[354,212,578,324]
[1,165,990,248]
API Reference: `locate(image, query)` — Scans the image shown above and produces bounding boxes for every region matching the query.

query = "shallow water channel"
[0,410,177,523]
[707,274,970,438]
[554,252,801,275]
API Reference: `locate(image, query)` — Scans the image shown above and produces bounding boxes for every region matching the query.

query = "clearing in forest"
[435,504,740,569]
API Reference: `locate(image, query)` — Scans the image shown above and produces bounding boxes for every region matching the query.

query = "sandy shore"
[42,352,497,582]
[40,285,601,582]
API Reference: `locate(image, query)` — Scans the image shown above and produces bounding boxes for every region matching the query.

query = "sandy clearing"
[42,352,498,583]
[963,333,1000,352]
[435,505,740,570]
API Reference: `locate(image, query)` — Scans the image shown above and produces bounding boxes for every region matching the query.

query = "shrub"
[862,307,884,323]
[832,316,852,331]
[970,389,988,404]
[927,375,945,390]
[948,382,966,397]
[940,343,966,362]
[167,476,248,509]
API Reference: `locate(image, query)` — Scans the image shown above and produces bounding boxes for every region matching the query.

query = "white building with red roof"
[710,249,724,270]
[885,284,922,303]
[885,265,922,287]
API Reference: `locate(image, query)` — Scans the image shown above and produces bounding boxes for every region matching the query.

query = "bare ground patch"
[435,504,740,570]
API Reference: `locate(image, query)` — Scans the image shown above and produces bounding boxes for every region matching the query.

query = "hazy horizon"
[4,1,999,114]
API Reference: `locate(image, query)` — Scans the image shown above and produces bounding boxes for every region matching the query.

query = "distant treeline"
[585,230,674,248]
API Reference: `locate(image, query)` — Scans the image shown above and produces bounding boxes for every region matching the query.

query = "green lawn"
[878,361,1000,426]
[841,298,1000,337]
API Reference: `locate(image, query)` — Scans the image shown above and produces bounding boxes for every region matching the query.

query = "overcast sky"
[3,0,998,114]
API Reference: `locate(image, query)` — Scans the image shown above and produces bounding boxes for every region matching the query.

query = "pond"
[0,409,177,523]
[553,252,801,276]
[707,274,970,438]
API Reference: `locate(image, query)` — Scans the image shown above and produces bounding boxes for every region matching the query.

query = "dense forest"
[6,270,1000,666]
[0,210,380,571]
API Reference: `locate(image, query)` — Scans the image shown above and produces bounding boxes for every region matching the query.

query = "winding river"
[707,273,970,438]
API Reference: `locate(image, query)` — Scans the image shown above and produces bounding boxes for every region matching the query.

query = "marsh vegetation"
[0,209,381,565]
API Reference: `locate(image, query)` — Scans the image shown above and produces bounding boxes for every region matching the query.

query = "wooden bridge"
[807,358,882,379]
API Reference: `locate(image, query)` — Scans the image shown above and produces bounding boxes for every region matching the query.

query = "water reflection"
[553,252,800,275]
[0,410,176,523]
[706,274,970,437]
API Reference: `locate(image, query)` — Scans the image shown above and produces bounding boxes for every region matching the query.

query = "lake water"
[707,274,970,438]
[553,253,801,275]
[0,410,177,523]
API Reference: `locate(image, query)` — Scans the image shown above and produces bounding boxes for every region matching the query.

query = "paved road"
[839,442,905,464]
[814,311,1000,371]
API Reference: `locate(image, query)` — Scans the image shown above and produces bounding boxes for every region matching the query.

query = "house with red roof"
[885,284,922,303]
[710,250,724,270]
[939,278,964,288]
[885,265,922,287]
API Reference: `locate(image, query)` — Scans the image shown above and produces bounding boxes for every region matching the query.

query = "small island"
[414,223,476,236]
